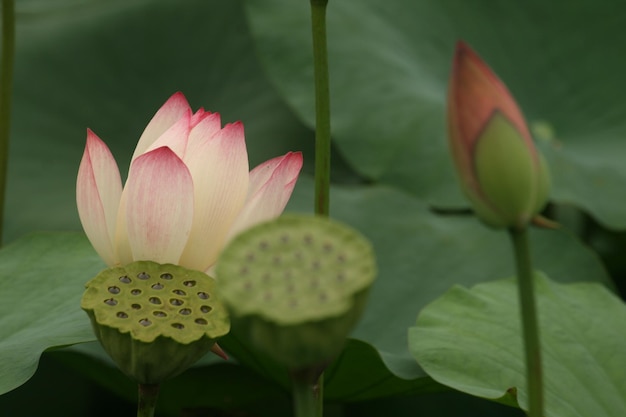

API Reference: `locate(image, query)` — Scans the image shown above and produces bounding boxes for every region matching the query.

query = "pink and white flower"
[77,92,303,273]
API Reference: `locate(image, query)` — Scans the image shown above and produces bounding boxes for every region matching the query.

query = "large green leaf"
[244,0,626,228]
[409,275,626,417]
[5,0,315,243]
[56,343,292,417]
[0,232,103,395]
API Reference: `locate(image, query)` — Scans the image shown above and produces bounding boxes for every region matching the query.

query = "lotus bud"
[447,41,551,229]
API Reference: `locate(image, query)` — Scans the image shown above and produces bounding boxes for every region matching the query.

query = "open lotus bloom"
[447,41,550,229]
[77,92,303,273]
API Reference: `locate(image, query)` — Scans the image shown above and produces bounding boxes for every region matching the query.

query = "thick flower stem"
[508,227,544,417]
[0,0,15,243]
[310,0,331,218]
[292,378,319,417]
[137,383,160,417]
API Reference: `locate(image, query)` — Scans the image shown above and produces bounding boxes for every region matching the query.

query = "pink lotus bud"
[77,92,303,272]
[447,41,550,229]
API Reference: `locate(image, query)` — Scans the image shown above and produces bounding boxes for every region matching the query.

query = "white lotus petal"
[76,130,123,266]
[179,122,249,271]
[131,92,190,162]
[124,147,194,264]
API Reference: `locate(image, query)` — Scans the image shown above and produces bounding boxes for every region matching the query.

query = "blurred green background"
[1,0,626,416]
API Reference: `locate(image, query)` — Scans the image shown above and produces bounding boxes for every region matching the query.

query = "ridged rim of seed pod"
[81,261,230,344]
[216,214,376,325]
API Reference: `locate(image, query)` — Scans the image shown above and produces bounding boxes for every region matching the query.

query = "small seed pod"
[216,214,376,370]
[81,261,229,384]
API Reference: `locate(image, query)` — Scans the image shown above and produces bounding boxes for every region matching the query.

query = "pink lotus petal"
[124,147,194,264]
[226,152,303,241]
[179,122,249,271]
[76,130,123,266]
[143,110,192,160]
[185,112,222,157]
[191,108,214,127]
[131,92,190,162]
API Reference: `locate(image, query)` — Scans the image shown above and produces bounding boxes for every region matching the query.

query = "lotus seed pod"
[81,261,230,384]
[216,214,376,370]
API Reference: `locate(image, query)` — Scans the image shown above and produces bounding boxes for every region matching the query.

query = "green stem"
[311,0,331,218]
[310,1,330,415]
[292,378,318,417]
[508,227,544,417]
[137,383,160,417]
[0,0,15,243]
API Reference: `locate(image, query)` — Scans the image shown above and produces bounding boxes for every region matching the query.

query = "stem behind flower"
[0,0,15,244]
[310,0,331,415]
[311,0,331,218]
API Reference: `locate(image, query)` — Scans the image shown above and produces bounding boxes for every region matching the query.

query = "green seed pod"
[216,214,376,370]
[81,261,230,384]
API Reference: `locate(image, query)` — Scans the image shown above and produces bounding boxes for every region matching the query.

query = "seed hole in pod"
[283,270,293,280]
[289,299,298,308]
[139,318,151,327]
[104,298,117,306]
[119,275,131,284]
[319,292,328,302]
[303,234,314,245]
[172,289,186,296]
[195,318,208,325]
[170,298,183,306]
[151,283,164,290]
[197,292,209,300]
[172,323,184,330]
[153,311,167,318]
[131,289,142,295]
[245,252,255,262]
[149,297,162,305]
[322,242,334,252]
[117,312,128,318]
[280,234,290,244]
[108,286,120,294]
[262,273,271,283]
[294,251,303,260]
[258,240,270,250]
[200,305,212,313]
[264,292,273,302]
[137,272,150,280]
[336,272,346,282]
[287,283,295,293]
[183,280,196,287]
[131,303,142,310]
[179,308,191,315]
[337,254,347,263]
[244,281,252,291]
[311,260,321,270]
[310,277,319,289]
[239,266,249,275]
[272,256,281,265]
[160,273,173,280]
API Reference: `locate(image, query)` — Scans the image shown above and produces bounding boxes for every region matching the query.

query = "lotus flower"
[447,41,550,229]
[77,92,303,273]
